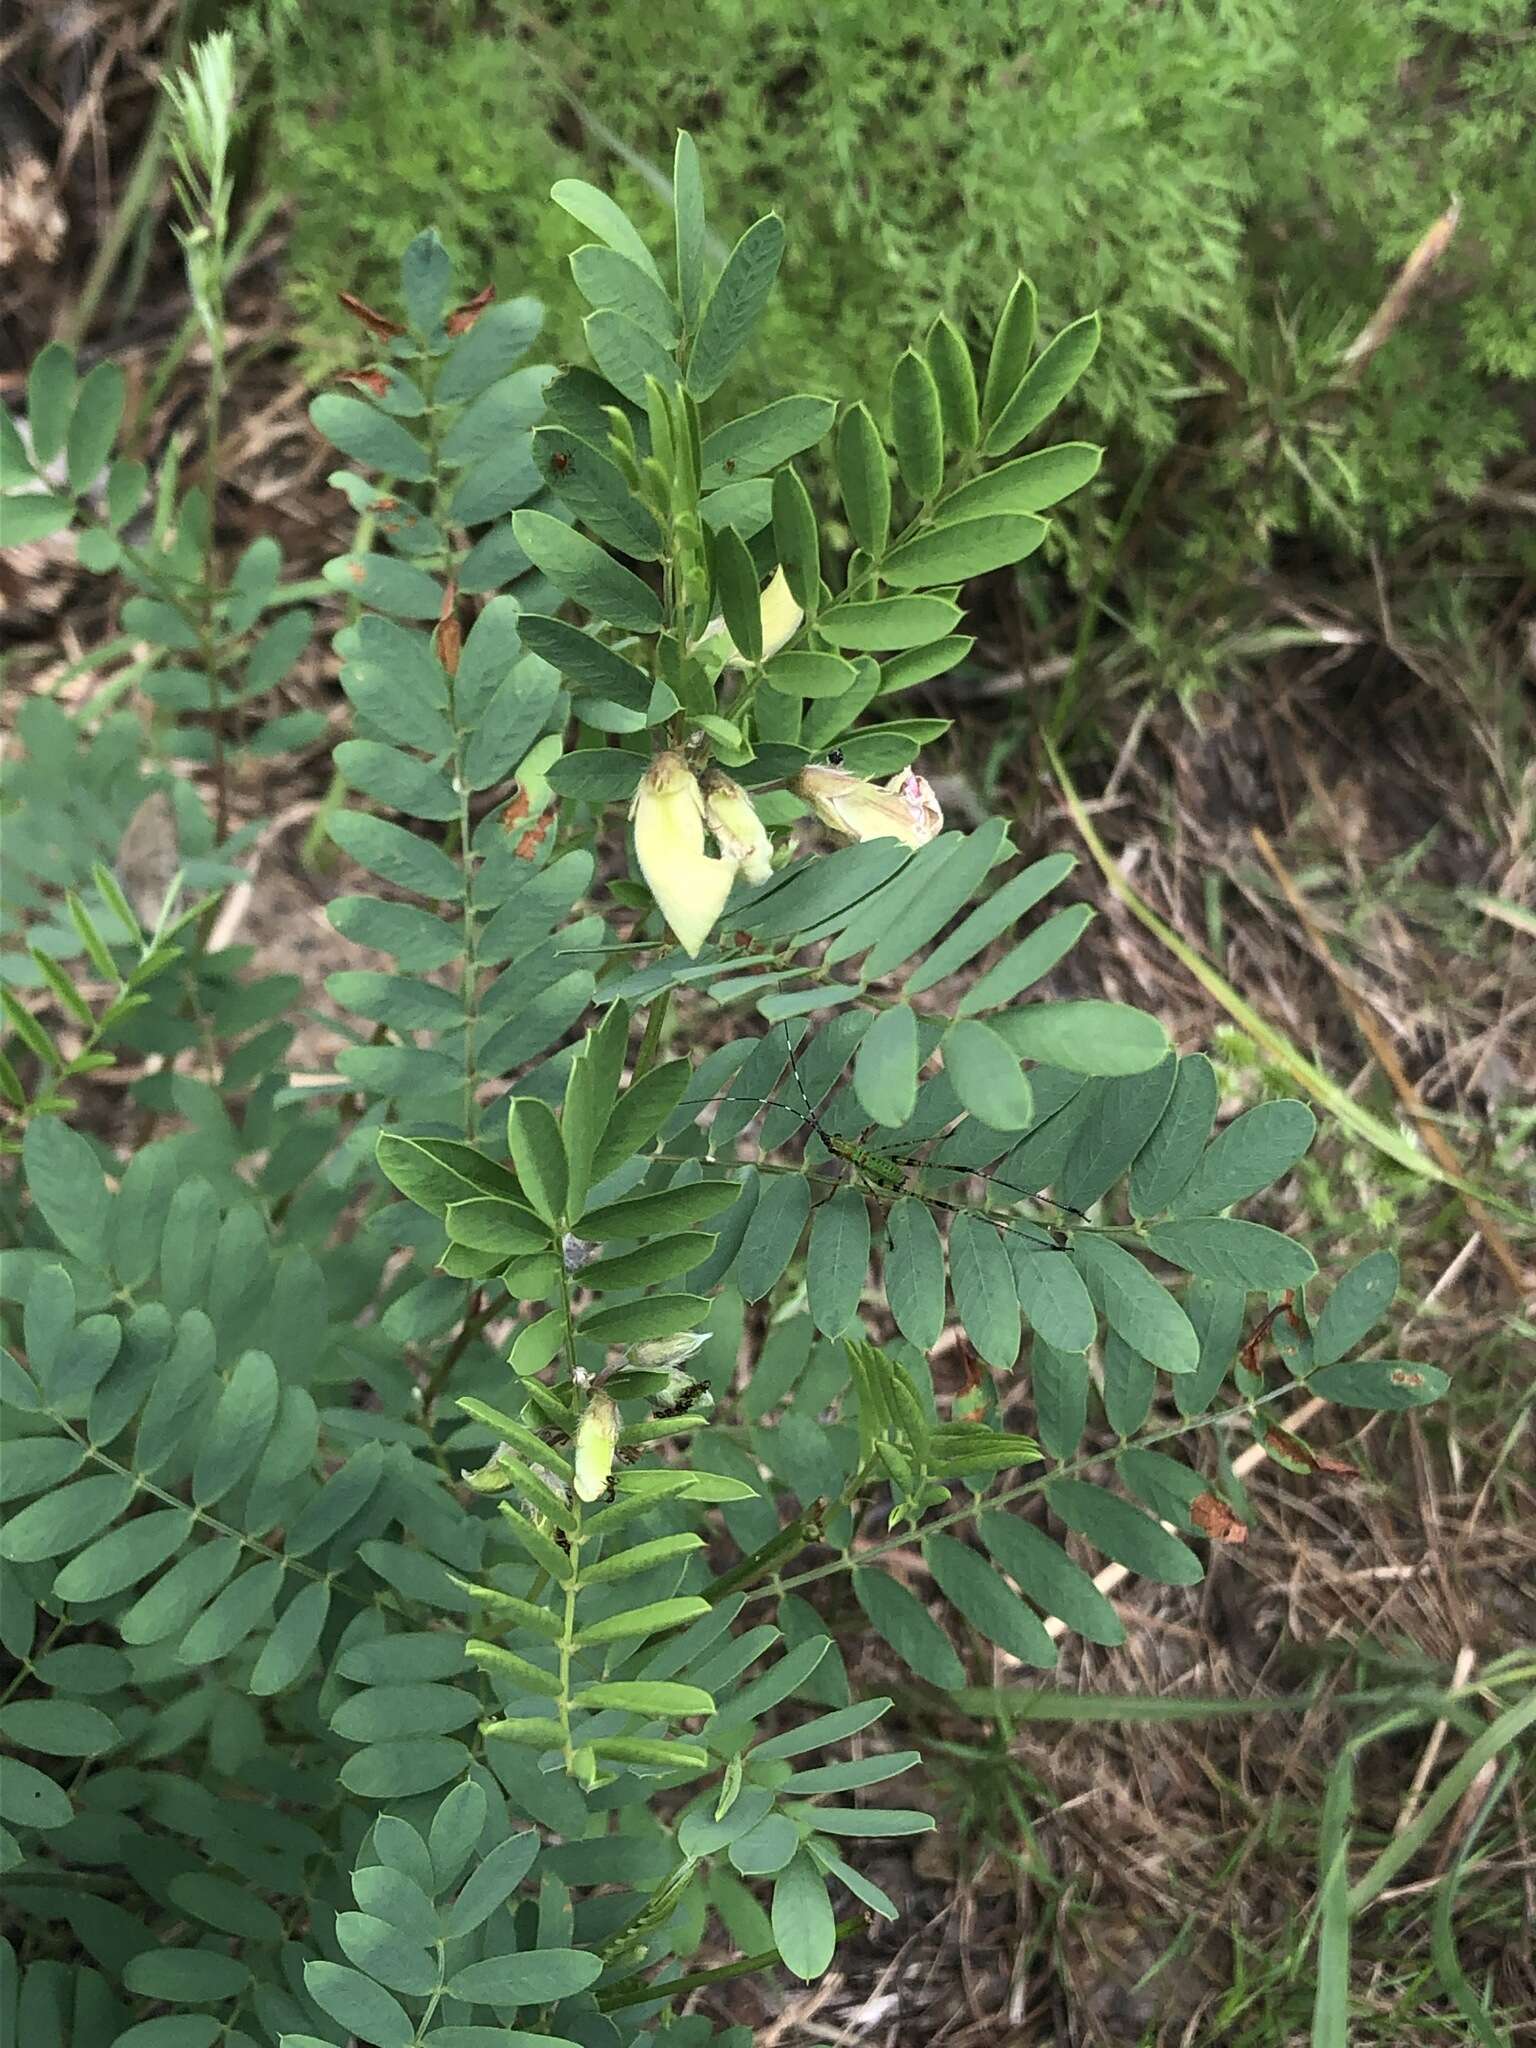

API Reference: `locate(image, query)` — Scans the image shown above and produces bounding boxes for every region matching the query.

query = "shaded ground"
[5,10,1535,2044]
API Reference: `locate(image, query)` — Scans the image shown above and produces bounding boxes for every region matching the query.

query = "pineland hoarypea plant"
[0,124,1441,2048]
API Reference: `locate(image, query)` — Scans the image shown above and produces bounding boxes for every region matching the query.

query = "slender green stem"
[416,352,478,1137]
[0,1620,65,1708]
[422,1288,489,1419]
[633,990,672,1079]
[598,1916,864,2012]
[43,1406,402,1622]
[409,1951,449,2047]
[747,1375,1315,1609]
[556,1512,584,1774]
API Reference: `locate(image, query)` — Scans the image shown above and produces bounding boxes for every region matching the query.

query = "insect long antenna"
[780,1019,837,1147]
[780,1021,818,1120]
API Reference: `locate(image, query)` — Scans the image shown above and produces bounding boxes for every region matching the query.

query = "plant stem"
[422,1288,488,1418]
[556,1512,584,1774]
[597,1916,864,2012]
[633,990,671,1079]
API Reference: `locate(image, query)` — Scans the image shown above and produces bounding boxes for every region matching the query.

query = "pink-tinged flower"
[701,770,774,884]
[629,750,737,957]
[792,762,943,849]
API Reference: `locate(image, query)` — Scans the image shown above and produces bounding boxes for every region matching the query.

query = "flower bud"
[573,1390,621,1503]
[701,771,773,884]
[625,1330,710,1371]
[792,762,943,849]
[462,1441,521,1494]
[629,750,738,957]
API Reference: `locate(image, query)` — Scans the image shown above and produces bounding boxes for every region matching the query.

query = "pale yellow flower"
[629,750,737,957]
[792,762,943,849]
[701,770,774,884]
[698,565,804,665]
[756,567,804,660]
[573,1390,621,1503]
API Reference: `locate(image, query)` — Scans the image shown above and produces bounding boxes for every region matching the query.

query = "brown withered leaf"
[1263,1426,1359,1479]
[516,822,553,859]
[337,290,406,340]
[1191,1493,1247,1544]
[1239,1293,1304,1378]
[446,284,496,336]
[1312,1449,1360,1478]
[335,368,391,399]
[433,580,462,677]
[951,1346,989,1424]
[1260,1427,1314,1475]
[498,788,555,859]
[115,790,181,926]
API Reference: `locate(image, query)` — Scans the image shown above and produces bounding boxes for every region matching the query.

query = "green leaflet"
[1071,1234,1199,1374]
[835,401,891,558]
[736,1173,812,1301]
[854,1567,964,1689]
[1307,1359,1450,1410]
[1048,1477,1203,1586]
[1130,1053,1219,1218]
[882,512,1047,588]
[883,1196,946,1352]
[937,441,1101,518]
[889,348,944,500]
[992,1000,1170,1076]
[979,1511,1124,1645]
[852,1003,919,1130]
[1056,1056,1176,1214]
[981,273,1037,429]
[943,1018,1033,1131]
[1009,1237,1097,1354]
[511,509,662,630]
[947,1213,1020,1369]
[687,214,785,399]
[983,312,1101,456]
[1030,1338,1089,1462]
[1167,1098,1318,1215]
[673,130,708,326]
[1144,1217,1318,1291]
[702,395,838,486]
[773,1852,837,1981]
[924,1532,1055,1667]
[309,393,431,481]
[1312,1250,1399,1366]
[807,1184,870,1337]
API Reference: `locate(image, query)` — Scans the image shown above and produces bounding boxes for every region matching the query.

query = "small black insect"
[825,747,845,768]
[652,1378,710,1422]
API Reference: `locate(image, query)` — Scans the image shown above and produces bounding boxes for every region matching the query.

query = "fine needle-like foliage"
[0,106,1449,2048]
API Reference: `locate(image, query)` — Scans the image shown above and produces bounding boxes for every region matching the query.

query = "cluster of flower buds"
[628,751,766,957]
[630,741,943,957]
[628,561,944,955]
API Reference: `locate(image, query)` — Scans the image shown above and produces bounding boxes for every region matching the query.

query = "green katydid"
[676,1018,1083,1260]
